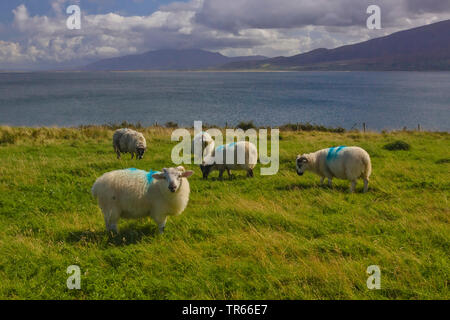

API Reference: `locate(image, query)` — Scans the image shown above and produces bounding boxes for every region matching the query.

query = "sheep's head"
[136,147,146,160]
[296,154,309,176]
[152,166,194,193]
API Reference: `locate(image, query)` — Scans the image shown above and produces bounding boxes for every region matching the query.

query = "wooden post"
[363,122,366,133]
[297,122,299,131]
[418,124,421,132]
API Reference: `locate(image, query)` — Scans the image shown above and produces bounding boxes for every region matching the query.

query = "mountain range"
[83,49,266,71]
[83,19,450,71]
[220,19,450,71]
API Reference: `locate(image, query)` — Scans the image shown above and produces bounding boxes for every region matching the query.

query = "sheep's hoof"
[107,230,118,237]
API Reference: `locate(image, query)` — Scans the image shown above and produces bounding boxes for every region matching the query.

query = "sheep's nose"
[297,171,304,176]
[168,185,176,192]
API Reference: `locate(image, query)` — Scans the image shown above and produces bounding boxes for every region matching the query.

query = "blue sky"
[0,0,449,70]
[0,1,186,23]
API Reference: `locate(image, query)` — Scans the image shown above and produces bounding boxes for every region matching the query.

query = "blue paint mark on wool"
[326,146,346,161]
[146,170,160,185]
[216,142,237,152]
[125,168,160,185]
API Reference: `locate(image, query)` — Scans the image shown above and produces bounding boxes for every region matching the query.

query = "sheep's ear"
[152,173,165,180]
[181,170,194,178]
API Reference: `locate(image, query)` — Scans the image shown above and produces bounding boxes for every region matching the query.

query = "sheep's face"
[136,147,146,160]
[152,167,194,193]
[200,163,214,179]
[296,155,309,176]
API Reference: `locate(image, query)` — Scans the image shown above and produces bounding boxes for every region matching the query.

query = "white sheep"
[296,146,372,192]
[91,166,194,233]
[200,141,258,179]
[113,128,147,160]
[191,131,215,162]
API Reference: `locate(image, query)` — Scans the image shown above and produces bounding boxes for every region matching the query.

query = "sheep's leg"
[155,216,167,234]
[103,206,120,235]
[350,180,356,193]
[218,169,225,180]
[227,168,233,179]
[108,224,118,234]
[115,148,121,159]
[320,177,325,185]
[247,168,254,178]
[130,153,134,160]
[363,179,369,193]
[327,178,332,188]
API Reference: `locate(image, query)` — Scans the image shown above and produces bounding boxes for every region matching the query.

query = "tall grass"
[0,126,448,299]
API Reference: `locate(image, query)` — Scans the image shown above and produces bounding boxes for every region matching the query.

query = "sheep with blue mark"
[296,146,372,192]
[191,131,215,162]
[91,166,194,234]
[200,141,258,179]
[113,128,147,160]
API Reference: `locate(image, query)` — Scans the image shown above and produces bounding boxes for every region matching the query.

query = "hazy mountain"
[220,19,450,71]
[83,49,267,71]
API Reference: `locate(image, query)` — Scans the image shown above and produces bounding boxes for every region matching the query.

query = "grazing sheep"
[191,131,215,161]
[296,146,372,193]
[91,166,194,233]
[200,141,258,179]
[113,128,147,160]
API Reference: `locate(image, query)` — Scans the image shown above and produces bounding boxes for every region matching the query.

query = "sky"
[0,0,449,70]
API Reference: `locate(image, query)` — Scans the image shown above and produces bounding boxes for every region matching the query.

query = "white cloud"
[1,0,449,69]
[0,40,24,63]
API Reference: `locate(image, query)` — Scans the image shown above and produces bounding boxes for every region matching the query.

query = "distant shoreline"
[2,69,450,73]
[0,123,448,134]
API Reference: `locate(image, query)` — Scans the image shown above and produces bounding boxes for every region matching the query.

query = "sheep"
[191,131,215,162]
[200,141,258,179]
[296,146,372,193]
[91,166,194,234]
[113,128,147,160]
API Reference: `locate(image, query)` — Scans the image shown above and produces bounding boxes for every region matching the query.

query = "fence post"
[363,122,366,133]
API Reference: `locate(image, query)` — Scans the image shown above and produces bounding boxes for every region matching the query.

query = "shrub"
[0,130,17,145]
[383,140,411,151]
[278,122,345,133]
[165,121,178,128]
[236,121,256,130]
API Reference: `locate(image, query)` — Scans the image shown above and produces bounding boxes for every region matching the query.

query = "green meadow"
[0,126,448,299]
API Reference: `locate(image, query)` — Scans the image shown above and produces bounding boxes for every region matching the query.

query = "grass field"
[0,126,448,299]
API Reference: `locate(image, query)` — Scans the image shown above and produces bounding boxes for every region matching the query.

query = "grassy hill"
[0,126,448,299]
